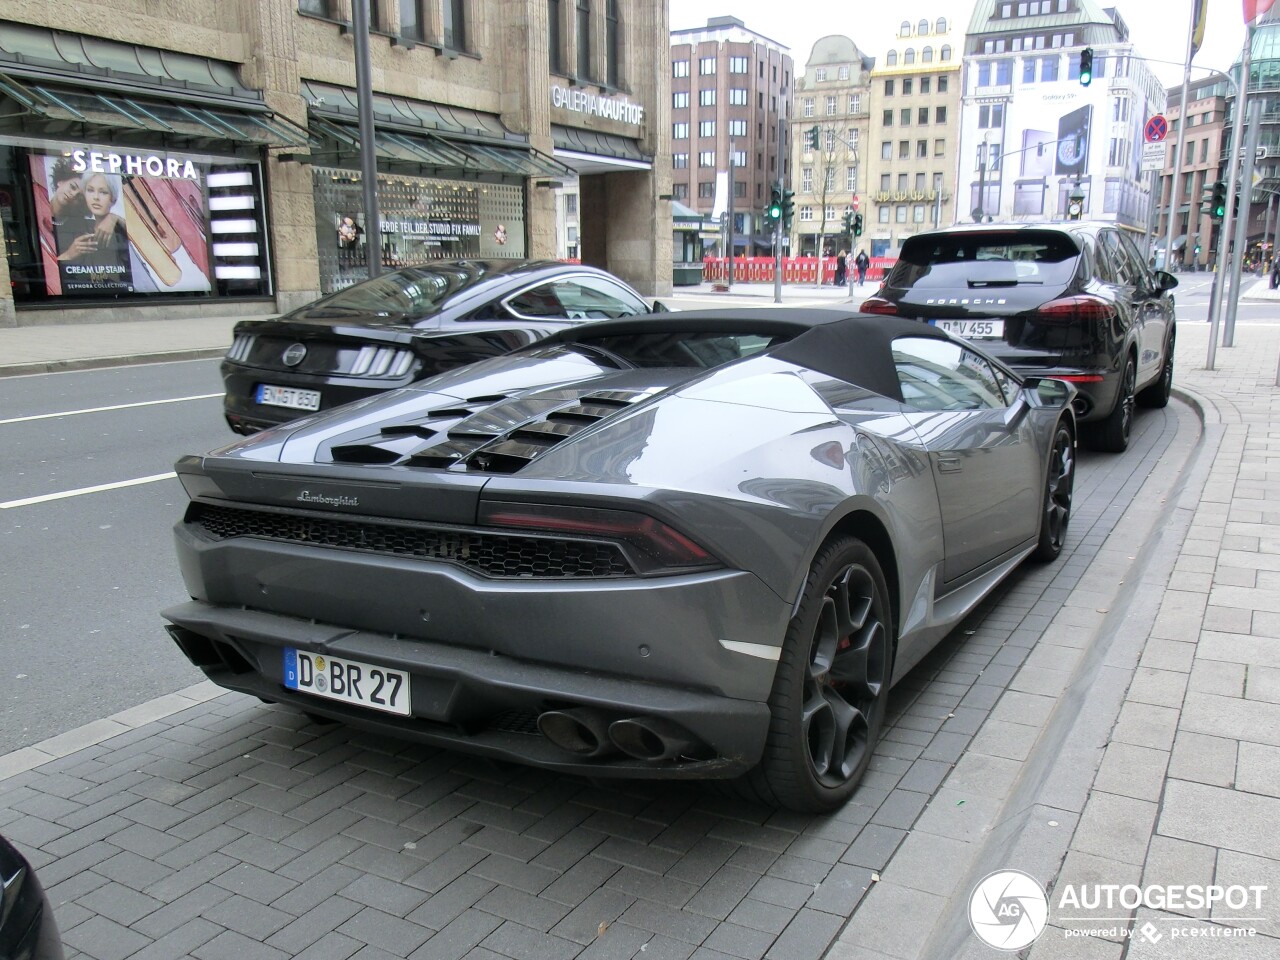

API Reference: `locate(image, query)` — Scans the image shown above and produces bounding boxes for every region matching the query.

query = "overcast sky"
[670,0,1248,91]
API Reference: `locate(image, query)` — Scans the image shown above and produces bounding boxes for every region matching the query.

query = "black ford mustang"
[861,222,1176,452]
[222,260,665,434]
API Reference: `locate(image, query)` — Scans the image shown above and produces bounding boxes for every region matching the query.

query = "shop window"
[11,145,274,304]
[444,0,467,52]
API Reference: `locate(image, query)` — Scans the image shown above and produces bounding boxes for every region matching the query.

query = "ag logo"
[968,869,1049,950]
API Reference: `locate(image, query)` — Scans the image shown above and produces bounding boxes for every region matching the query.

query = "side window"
[508,276,647,320]
[892,337,1008,411]
[1116,231,1153,283]
[1099,231,1136,286]
[1089,235,1118,283]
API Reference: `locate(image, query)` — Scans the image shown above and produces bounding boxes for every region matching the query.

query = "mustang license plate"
[256,384,321,411]
[283,649,411,716]
[931,319,1004,339]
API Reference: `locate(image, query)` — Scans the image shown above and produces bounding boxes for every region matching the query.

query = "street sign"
[1144,115,1168,143]
[852,195,860,211]
[1141,141,1166,172]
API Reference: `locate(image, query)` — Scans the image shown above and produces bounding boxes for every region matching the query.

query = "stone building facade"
[0,0,670,327]
[864,15,962,257]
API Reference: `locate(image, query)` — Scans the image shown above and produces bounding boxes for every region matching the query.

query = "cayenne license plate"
[256,384,321,411]
[931,319,1004,339]
[283,649,411,716]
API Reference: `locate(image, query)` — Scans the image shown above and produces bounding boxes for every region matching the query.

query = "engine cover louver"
[323,391,647,473]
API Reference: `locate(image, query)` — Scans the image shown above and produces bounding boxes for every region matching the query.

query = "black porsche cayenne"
[221,260,664,435]
[860,222,1176,452]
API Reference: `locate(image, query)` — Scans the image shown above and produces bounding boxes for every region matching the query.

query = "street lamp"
[1066,181,1085,220]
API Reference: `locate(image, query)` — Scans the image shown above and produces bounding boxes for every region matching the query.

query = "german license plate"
[256,384,321,411]
[283,649,411,716]
[931,319,1004,339]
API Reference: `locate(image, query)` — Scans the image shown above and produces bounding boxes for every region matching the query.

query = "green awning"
[308,115,571,178]
[0,72,309,147]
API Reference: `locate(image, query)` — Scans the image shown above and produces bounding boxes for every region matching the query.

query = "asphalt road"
[0,359,229,754]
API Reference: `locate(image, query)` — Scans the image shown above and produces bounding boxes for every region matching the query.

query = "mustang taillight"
[1033,296,1118,323]
[478,502,717,572]
[859,297,899,315]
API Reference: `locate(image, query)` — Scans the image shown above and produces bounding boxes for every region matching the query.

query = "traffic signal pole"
[1225,97,1262,348]
[774,116,784,304]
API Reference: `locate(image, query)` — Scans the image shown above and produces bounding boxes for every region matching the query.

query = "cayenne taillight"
[478,502,717,573]
[859,297,899,315]
[1033,295,1118,324]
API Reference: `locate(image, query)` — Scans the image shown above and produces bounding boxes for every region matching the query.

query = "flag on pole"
[1244,0,1276,23]
[1191,0,1208,56]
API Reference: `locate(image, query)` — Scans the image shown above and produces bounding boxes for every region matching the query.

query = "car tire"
[1084,356,1135,453]
[1032,422,1074,562]
[738,536,894,812]
[1137,331,1175,409]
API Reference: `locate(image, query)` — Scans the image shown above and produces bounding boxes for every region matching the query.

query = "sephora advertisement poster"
[29,148,211,297]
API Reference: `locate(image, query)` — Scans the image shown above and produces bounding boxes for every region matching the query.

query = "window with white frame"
[847,166,858,191]
[849,94,860,113]
[729,56,748,73]
[729,119,747,137]
[699,120,715,137]
[799,205,814,221]
[699,57,716,74]
[826,130,836,151]
[673,60,689,77]
[803,98,814,117]
[729,88,748,105]
[802,167,813,191]
[699,151,715,167]
[826,96,837,116]
[882,141,892,160]
[673,122,689,139]
[700,89,716,106]
[826,205,837,220]
[673,92,689,108]
[839,66,850,80]
[825,168,836,190]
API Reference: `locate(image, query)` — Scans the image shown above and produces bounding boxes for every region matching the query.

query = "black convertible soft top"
[547,308,955,404]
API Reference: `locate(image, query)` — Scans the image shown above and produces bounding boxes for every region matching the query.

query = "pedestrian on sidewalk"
[854,249,870,286]
[1270,257,1280,290]
[834,249,848,287]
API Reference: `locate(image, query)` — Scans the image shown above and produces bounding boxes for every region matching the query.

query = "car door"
[892,336,1043,584]
[505,274,650,321]
[1115,229,1172,385]
[1098,229,1164,386]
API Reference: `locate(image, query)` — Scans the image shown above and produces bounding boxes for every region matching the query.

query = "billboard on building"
[28,149,211,297]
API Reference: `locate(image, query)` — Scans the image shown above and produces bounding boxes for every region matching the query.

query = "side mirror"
[650,300,671,313]
[1021,376,1073,408]
[1153,270,1179,291]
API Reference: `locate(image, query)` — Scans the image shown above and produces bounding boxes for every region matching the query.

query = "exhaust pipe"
[609,717,696,762]
[537,708,616,758]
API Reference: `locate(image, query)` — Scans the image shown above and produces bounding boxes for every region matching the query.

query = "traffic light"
[767,187,782,223]
[1210,180,1228,220]
[804,125,820,150]
[842,209,855,237]
[1079,48,1093,86]
[853,213,864,236]
[782,189,795,227]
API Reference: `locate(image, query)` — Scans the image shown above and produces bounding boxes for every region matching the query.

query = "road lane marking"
[0,393,221,425]
[0,472,177,509]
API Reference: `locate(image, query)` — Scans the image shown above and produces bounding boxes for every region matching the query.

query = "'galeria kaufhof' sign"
[550,85,644,127]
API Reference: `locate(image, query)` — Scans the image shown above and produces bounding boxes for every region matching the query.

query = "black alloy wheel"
[1138,331,1175,409]
[1087,357,1136,453]
[1033,422,1074,561]
[743,536,893,812]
